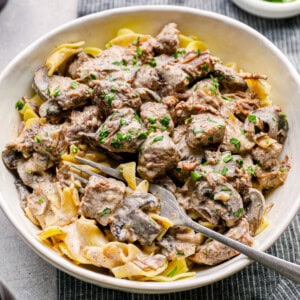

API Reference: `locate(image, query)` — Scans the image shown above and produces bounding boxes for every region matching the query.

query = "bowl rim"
[0,4,300,293]
[236,0,300,11]
[232,0,300,18]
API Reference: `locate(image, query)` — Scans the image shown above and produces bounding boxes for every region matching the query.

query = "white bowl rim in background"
[232,0,300,18]
[0,5,299,294]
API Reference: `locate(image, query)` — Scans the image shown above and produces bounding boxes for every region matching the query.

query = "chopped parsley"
[112,132,132,148]
[202,63,209,72]
[122,59,128,66]
[217,124,224,129]
[38,197,44,204]
[70,81,79,89]
[53,86,60,97]
[137,132,148,140]
[134,113,140,122]
[191,171,203,181]
[136,46,143,56]
[90,73,97,80]
[208,136,214,142]
[223,153,233,163]
[197,49,201,56]
[159,115,170,128]
[176,251,185,256]
[247,166,256,176]
[193,129,204,135]
[185,117,193,123]
[87,88,93,94]
[221,95,233,102]
[102,89,116,106]
[248,114,257,124]
[230,138,241,151]
[207,116,217,123]
[132,36,140,45]
[236,159,244,167]
[221,186,231,191]
[70,145,78,154]
[173,49,186,59]
[210,75,219,94]
[233,208,244,218]
[279,167,286,172]
[99,207,112,218]
[167,266,178,278]
[34,136,42,143]
[148,116,157,124]
[120,118,127,126]
[132,55,137,65]
[98,127,110,143]
[149,58,157,67]
[221,166,228,176]
[204,249,209,255]
[15,100,25,110]
[112,61,122,66]
[151,135,164,145]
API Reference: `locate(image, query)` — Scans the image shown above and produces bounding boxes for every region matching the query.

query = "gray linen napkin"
[57,1,300,299]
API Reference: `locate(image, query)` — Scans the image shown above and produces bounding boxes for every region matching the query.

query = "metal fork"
[71,156,300,283]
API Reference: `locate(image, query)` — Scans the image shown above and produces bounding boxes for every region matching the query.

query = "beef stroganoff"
[2,23,290,281]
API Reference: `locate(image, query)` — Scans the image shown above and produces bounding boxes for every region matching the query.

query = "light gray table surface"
[0,1,77,299]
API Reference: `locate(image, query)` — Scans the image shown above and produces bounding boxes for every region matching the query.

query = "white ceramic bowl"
[232,0,300,18]
[0,5,299,294]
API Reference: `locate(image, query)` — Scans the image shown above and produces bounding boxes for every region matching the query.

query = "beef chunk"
[252,142,282,169]
[186,113,226,148]
[65,105,101,143]
[191,219,253,265]
[93,80,142,118]
[67,46,137,83]
[156,62,190,95]
[110,192,161,245]
[154,23,180,55]
[80,175,126,226]
[68,52,91,79]
[137,132,180,181]
[97,107,147,153]
[213,62,247,92]
[33,67,90,114]
[175,78,222,122]
[140,102,174,133]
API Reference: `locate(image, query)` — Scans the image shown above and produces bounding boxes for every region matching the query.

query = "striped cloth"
[58,1,300,299]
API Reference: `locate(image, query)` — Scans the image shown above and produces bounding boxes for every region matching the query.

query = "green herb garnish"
[90,73,97,80]
[38,197,44,204]
[233,208,244,218]
[191,171,203,181]
[221,166,228,176]
[149,58,157,67]
[223,154,233,163]
[230,138,241,151]
[159,115,170,128]
[34,136,42,143]
[210,75,219,94]
[70,81,79,89]
[167,266,178,278]
[99,207,112,218]
[148,116,157,124]
[15,100,25,110]
[98,127,110,143]
[151,135,164,144]
[53,86,60,97]
[70,145,78,154]
[136,46,143,56]
[248,114,257,124]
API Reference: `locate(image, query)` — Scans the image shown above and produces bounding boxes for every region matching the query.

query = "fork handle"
[184,219,300,283]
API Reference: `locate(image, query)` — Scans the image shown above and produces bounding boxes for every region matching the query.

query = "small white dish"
[0,5,300,294]
[232,0,300,18]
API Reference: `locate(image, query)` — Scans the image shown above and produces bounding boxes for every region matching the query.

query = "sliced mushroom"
[243,188,265,235]
[244,106,288,143]
[2,147,23,169]
[110,192,161,245]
